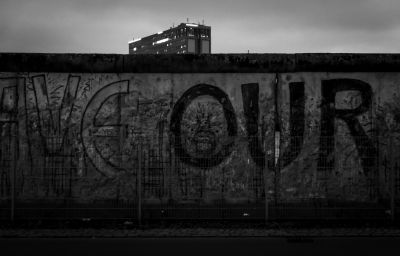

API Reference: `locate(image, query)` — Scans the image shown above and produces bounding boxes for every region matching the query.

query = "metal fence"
[0,132,399,222]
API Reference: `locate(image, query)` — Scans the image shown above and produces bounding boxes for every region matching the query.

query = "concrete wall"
[1,53,400,205]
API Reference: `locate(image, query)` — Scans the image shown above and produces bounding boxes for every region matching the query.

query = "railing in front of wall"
[0,134,399,222]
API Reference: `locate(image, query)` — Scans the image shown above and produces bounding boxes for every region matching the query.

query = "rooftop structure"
[128,23,211,54]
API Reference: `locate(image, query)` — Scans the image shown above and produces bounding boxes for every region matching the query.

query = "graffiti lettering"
[81,80,130,177]
[0,77,25,196]
[317,79,376,176]
[280,82,305,167]
[241,82,305,168]
[31,75,80,153]
[0,69,391,205]
[241,83,265,167]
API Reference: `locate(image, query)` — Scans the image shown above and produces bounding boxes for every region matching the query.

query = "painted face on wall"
[180,96,227,158]
[170,84,238,168]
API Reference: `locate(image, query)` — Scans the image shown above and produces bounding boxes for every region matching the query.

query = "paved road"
[1,237,399,256]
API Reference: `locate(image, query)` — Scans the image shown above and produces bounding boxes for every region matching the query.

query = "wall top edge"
[1,53,400,73]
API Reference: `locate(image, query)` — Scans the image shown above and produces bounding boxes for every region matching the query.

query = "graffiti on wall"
[170,84,237,168]
[0,72,397,202]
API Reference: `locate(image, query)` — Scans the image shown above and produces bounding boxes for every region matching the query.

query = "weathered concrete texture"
[2,53,400,73]
[2,227,400,238]
[1,53,400,211]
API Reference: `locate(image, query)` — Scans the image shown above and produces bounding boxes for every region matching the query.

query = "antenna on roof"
[187,18,189,23]
[202,19,204,25]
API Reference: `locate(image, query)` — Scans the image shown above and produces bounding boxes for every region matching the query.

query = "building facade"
[128,23,211,54]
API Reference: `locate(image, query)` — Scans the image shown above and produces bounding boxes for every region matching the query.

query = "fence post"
[263,136,269,224]
[264,168,269,224]
[169,143,174,200]
[137,141,142,226]
[10,123,17,222]
[390,137,395,222]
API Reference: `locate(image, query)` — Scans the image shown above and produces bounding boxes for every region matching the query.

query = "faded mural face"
[0,72,399,203]
[181,97,226,159]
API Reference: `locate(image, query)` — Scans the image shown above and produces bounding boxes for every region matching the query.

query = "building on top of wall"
[128,22,211,54]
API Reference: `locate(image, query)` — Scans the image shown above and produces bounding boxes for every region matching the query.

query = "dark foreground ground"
[2,221,400,255]
[1,237,400,256]
[2,220,400,237]
[2,227,400,238]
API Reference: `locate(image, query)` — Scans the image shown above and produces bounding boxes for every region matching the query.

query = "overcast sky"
[1,0,400,54]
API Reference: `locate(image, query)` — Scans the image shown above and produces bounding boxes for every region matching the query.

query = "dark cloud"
[1,0,400,53]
